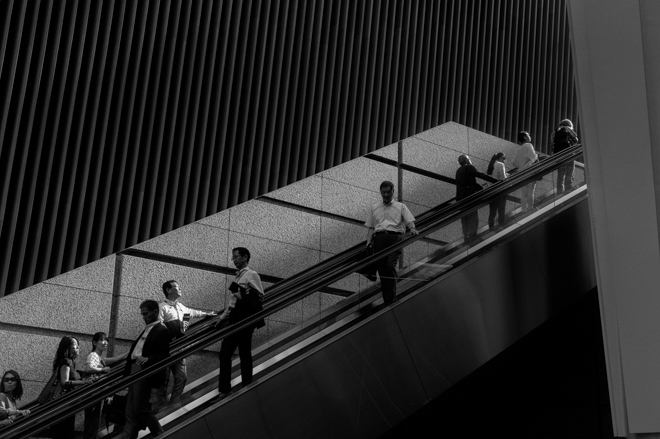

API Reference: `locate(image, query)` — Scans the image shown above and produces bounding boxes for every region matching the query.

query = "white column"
[568,1,660,436]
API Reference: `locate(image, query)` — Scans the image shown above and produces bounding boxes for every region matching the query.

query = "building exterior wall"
[569,1,660,436]
[0,0,578,299]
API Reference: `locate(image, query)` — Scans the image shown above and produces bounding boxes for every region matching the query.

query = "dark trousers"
[83,402,103,439]
[49,415,75,439]
[460,211,479,242]
[488,197,506,230]
[556,161,575,194]
[373,232,402,305]
[123,364,164,438]
[218,328,255,394]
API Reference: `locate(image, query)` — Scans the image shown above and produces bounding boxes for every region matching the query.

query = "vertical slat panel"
[1,0,43,295]
[0,0,579,297]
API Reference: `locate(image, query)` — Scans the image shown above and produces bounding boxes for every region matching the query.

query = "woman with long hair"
[83,332,127,439]
[49,336,93,438]
[0,370,30,426]
[486,152,509,230]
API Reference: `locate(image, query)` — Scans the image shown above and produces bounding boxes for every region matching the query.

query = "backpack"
[552,126,577,153]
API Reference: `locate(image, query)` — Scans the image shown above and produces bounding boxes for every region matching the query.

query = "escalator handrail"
[0,144,583,438]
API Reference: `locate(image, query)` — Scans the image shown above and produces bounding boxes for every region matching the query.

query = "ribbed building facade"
[0,0,577,297]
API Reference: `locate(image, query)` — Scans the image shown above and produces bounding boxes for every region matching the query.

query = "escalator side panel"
[202,310,428,439]
[520,198,596,304]
[394,198,596,404]
[169,198,596,439]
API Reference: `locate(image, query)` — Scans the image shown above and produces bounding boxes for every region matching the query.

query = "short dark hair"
[162,280,177,297]
[379,181,394,191]
[517,131,530,143]
[91,331,108,351]
[1,370,23,400]
[232,247,251,263]
[140,299,159,312]
[458,154,469,165]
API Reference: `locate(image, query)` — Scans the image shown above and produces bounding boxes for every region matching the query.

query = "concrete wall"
[0,122,544,405]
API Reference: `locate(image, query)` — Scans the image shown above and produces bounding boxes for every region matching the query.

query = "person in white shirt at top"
[365,181,418,305]
[159,280,217,407]
[486,152,509,230]
[511,131,538,213]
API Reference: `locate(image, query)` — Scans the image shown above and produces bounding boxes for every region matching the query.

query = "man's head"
[517,131,531,144]
[458,155,471,166]
[232,247,250,269]
[162,280,181,301]
[379,181,394,204]
[559,119,573,129]
[140,299,160,325]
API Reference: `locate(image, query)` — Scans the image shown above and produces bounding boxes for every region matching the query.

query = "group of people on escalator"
[363,120,578,305]
[1,246,263,438]
[1,120,578,439]
[455,120,579,242]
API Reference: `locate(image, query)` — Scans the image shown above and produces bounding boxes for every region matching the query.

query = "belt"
[374,230,403,236]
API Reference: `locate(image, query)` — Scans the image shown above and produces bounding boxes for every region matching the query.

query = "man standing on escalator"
[455,155,498,242]
[212,247,265,402]
[365,181,418,305]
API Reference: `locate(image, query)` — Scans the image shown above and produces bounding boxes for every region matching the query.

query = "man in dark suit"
[120,300,171,438]
[455,155,497,243]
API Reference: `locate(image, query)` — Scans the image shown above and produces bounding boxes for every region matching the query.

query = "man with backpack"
[551,119,579,194]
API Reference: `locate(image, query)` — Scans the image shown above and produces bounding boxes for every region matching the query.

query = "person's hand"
[213,317,229,329]
[0,419,13,426]
[135,356,149,366]
[18,409,30,416]
[408,228,419,236]
[366,241,373,248]
[103,366,111,373]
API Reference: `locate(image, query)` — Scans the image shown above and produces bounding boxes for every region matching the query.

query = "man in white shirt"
[365,181,418,305]
[159,280,216,407]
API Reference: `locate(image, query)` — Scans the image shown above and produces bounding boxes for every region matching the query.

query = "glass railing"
[0,144,585,439]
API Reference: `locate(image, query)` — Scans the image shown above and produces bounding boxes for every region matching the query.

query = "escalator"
[0,145,593,439]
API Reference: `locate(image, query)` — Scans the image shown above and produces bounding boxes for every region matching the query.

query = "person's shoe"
[209,392,232,403]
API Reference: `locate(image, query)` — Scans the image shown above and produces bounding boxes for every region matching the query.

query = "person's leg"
[218,335,239,394]
[488,201,497,230]
[497,196,506,227]
[556,165,566,194]
[460,216,469,241]
[467,211,479,240]
[121,383,140,439]
[237,329,255,387]
[520,184,529,212]
[375,234,402,304]
[142,387,164,437]
[565,160,575,191]
[83,402,102,439]
[169,358,187,405]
